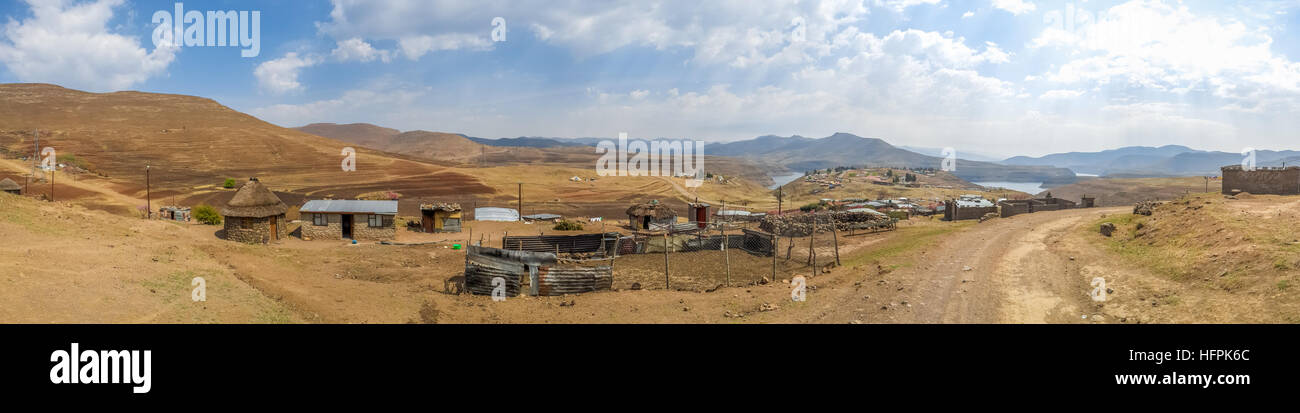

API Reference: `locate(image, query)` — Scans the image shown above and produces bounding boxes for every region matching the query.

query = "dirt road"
[798,207,1130,324]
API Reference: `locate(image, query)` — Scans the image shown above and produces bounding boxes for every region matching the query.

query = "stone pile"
[1133,201,1156,216]
[760,211,893,237]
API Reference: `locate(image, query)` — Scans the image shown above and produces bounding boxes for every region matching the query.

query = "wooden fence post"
[663,233,670,290]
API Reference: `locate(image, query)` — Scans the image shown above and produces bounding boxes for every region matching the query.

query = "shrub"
[553,220,584,231]
[194,204,222,225]
[223,178,237,189]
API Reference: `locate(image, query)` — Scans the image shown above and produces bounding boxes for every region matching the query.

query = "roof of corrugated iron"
[300,200,398,214]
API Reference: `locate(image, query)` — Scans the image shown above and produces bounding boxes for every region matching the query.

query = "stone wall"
[1222,166,1300,195]
[301,212,395,241]
[998,200,1032,218]
[224,214,286,244]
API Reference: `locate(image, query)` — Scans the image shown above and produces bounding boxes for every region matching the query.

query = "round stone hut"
[221,177,288,244]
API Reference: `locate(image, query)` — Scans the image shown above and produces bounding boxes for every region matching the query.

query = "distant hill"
[1005,145,1300,177]
[1001,145,1199,175]
[898,145,1003,162]
[0,83,492,201]
[466,136,587,148]
[295,123,401,148]
[707,132,1077,185]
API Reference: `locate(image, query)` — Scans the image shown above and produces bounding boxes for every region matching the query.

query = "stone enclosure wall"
[1222,166,1300,195]
[224,214,287,244]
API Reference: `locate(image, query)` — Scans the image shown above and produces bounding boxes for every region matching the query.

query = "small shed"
[300,199,398,241]
[159,206,191,221]
[687,202,711,228]
[220,178,289,244]
[626,200,677,231]
[0,178,20,195]
[420,203,463,233]
[523,213,562,222]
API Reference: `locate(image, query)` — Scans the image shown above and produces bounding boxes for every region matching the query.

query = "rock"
[630,282,642,290]
[962,266,973,271]
[760,303,779,312]
[759,277,770,285]
[1133,201,1155,216]
[1100,223,1116,237]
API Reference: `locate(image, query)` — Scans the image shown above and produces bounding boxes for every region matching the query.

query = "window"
[369,214,383,227]
[313,213,327,226]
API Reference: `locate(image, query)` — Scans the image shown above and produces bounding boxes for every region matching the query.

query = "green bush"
[223,178,237,189]
[194,204,222,225]
[552,220,584,231]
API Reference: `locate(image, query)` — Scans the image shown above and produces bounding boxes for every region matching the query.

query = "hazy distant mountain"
[1004,145,1300,177]
[899,145,1003,162]
[709,132,1077,184]
[1001,145,1199,175]
[466,136,587,148]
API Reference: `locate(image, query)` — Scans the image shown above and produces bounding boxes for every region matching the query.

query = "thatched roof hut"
[626,201,677,219]
[0,178,20,194]
[221,177,287,218]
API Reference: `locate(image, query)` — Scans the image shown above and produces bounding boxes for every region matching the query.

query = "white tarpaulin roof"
[475,207,520,222]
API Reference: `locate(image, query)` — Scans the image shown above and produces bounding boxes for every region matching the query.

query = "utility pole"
[146,165,152,219]
[517,183,523,222]
[777,186,783,216]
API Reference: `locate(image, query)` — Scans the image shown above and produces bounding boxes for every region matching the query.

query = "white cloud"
[962,11,975,18]
[1039,89,1084,100]
[1030,0,1300,113]
[397,33,491,60]
[317,0,870,65]
[0,0,176,92]
[331,38,392,62]
[254,52,320,95]
[992,0,1037,15]
[878,0,944,13]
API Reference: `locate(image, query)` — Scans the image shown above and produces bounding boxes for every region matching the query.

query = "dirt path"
[798,207,1129,324]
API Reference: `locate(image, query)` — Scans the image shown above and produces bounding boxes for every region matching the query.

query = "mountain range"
[1001,145,1300,177]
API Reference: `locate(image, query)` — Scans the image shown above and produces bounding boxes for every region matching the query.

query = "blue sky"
[1,0,1298,158]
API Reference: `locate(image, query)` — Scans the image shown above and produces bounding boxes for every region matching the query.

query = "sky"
[1,0,1298,158]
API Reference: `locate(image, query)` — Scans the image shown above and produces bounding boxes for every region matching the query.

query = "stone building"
[0,178,20,195]
[944,195,997,221]
[220,178,288,244]
[1221,165,1300,195]
[300,199,398,241]
[420,203,462,233]
[626,200,677,231]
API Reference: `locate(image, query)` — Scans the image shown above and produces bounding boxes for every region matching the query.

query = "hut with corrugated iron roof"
[221,178,288,244]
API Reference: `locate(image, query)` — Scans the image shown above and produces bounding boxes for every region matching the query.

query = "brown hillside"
[295,122,400,148]
[0,83,493,209]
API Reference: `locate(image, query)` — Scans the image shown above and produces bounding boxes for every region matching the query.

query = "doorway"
[341,214,353,239]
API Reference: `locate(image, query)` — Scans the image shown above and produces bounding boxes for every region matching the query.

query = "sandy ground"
[4,188,1295,324]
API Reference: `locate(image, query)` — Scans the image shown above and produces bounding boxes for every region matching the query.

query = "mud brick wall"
[224,215,286,244]
[1222,166,1300,195]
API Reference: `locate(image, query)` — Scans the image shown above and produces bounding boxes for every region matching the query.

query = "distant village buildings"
[221,178,288,244]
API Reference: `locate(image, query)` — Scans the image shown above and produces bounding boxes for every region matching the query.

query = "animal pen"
[463,246,614,297]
